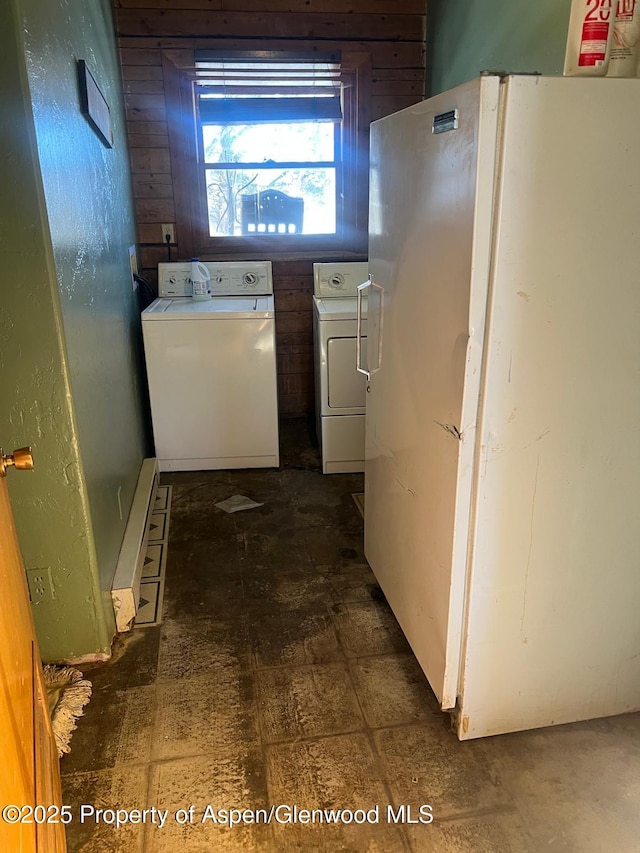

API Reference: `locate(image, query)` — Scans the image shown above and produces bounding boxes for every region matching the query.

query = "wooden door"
[0,448,66,852]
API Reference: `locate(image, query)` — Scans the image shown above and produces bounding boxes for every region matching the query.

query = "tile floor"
[62,419,640,852]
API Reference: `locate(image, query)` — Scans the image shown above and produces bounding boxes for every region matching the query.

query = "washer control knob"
[243,272,258,287]
[329,274,345,289]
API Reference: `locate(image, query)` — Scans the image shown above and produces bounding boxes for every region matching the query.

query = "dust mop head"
[42,665,92,757]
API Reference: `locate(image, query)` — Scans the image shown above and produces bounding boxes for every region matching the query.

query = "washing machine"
[313,262,368,474]
[142,260,279,472]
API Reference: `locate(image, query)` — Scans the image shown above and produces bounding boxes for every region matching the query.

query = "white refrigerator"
[360,74,640,740]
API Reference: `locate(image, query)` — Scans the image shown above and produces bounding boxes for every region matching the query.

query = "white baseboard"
[111,458,158,633]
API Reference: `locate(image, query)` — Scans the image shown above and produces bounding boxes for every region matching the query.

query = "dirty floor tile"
[165,499,239,547]
[162,570,245,623]
[61,766,149,853]
[257,661,364,743]
[242,564,331,609]
[152,671,258,761]
[81,625,161,692]
[161,540,245,622]
[349,654,440,729]
[249,606,344,668]
[316,562,384,605]
[61,685,155,774]
[163,538,241,580]
[162,470,231,492]
[332,600,413,657]
[304,525,365,567]
[226,466,291,500]
[266,733,408,852]
[145,751,270,851]
[236,527,311,569]
[374,723,513,821]
[157,616,250,679]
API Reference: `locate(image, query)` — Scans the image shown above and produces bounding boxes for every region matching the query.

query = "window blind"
[194,51,343,124]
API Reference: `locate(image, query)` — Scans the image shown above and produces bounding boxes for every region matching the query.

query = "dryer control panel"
[313,262,369,299]
[158,261,273,297]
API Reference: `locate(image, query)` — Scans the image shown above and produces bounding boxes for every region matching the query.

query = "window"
[195,55,343,238]
[163,48,370,257]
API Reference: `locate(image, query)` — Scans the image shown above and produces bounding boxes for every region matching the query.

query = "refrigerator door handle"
[356,276,371,379]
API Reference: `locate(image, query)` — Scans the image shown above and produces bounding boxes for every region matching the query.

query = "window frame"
[162,47,370,259]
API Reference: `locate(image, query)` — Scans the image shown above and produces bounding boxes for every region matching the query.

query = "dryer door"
[327,336,367,409]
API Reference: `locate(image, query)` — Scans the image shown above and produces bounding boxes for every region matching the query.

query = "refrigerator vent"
[432,109,458,134]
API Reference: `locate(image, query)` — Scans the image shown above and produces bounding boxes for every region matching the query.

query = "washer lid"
[313,295,367,322]
[142,296,274,320]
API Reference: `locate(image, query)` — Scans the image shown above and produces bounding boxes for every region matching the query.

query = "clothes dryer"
[313,262,368,474]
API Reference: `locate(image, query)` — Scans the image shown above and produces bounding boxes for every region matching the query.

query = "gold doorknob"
[0,446,34,477]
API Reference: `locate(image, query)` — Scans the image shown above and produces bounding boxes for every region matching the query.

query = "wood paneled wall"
[112,0,425,416]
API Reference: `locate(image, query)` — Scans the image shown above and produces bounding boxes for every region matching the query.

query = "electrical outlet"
[26,567,55,603]
[161,223,175,244]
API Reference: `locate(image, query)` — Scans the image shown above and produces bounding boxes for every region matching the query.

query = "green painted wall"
[428,0,573,96]
[0,0,147,661]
